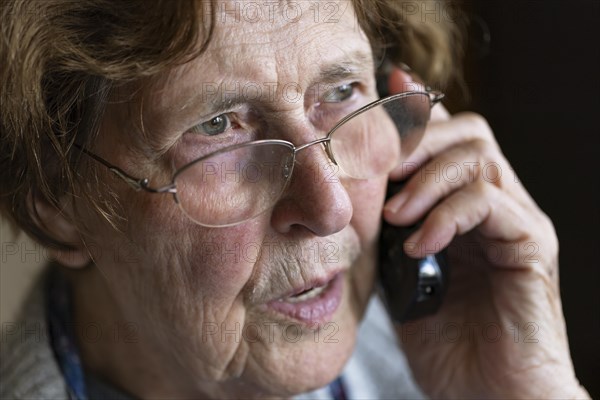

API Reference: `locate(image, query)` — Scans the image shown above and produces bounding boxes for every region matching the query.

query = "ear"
[31,194,92,269]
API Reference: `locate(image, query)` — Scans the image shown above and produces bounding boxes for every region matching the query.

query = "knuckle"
[431,198,459,223]
[459,112,496,143]
[469,139,495,160]
[467,140,505,185]
[472,178,493,197]
[467,179,496,204]
[539,211,559,248]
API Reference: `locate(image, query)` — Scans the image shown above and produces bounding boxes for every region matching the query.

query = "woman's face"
[83,2,390,397]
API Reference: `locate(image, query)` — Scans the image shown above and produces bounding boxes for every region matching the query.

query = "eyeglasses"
[76,90,443,227]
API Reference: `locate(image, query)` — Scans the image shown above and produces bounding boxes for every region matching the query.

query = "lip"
[265,272,344,326]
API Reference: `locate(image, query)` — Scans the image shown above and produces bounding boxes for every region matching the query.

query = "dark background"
[449,0,599,396]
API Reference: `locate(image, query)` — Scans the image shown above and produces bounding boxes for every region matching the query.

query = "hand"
[383,69,589,399]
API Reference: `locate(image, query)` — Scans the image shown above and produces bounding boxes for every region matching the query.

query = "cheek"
[346,175,387,244]
[82,189,268,375]
[86,184,263,324]
[343,175,386,307]
[136,197,261,301]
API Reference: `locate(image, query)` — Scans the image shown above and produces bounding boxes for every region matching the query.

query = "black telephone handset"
[378,178,449,324]
[375,67,449,323]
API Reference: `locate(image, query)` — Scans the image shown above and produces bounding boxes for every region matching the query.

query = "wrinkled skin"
[384,71,588,398]
[40,1,588,399]
[54,2,383,398]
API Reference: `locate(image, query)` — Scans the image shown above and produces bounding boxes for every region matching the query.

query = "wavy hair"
[0,0,462,249]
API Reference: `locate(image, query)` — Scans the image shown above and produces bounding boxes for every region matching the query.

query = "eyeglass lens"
[173,93,432,227]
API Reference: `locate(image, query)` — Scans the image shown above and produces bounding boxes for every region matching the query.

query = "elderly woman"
[0,0,590,399]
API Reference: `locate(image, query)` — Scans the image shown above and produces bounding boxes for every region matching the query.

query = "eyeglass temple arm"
[427,89,445,106]
[73,144,175,194]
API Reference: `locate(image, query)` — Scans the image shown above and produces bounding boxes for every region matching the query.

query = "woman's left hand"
[383,69,589,399]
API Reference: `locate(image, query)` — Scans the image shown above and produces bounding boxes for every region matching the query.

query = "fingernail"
[405,229,423,245]
[403,232,422,257]
[384,192,409,214]
[398,62,412,72]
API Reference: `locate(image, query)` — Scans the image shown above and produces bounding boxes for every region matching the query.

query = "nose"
[270,141,353,236]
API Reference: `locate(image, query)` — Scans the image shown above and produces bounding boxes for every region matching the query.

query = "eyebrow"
[317,50,374,84]
[178,50,375,118]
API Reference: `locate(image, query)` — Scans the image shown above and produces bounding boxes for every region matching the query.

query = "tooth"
[285,285,326,303]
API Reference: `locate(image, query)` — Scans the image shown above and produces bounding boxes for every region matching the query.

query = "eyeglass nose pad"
[281,153,295,180]
[322,141,338,166]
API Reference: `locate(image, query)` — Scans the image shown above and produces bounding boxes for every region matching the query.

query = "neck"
[68,266,178,398]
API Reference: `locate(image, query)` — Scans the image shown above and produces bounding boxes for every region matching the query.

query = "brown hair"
[0,0,462,249]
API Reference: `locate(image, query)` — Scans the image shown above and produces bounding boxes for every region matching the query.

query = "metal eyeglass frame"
[75,89,444,209]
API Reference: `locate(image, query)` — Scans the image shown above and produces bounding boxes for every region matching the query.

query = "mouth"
[265,272,344,326]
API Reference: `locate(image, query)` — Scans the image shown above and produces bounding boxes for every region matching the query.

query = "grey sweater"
[1,271,425,399]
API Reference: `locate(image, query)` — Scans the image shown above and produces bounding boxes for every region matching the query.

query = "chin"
[240,273,362,397]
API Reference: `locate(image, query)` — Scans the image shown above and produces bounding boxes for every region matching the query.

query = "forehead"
[202,0,362,67]
[149,0,372,111]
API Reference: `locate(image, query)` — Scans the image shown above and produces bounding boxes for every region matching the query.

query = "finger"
[401,112,500,172]
[384,139,494,224]
[401,180,530,259]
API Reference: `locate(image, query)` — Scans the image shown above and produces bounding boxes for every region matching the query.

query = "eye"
[323,83,356,103]
[190,114,232,136]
